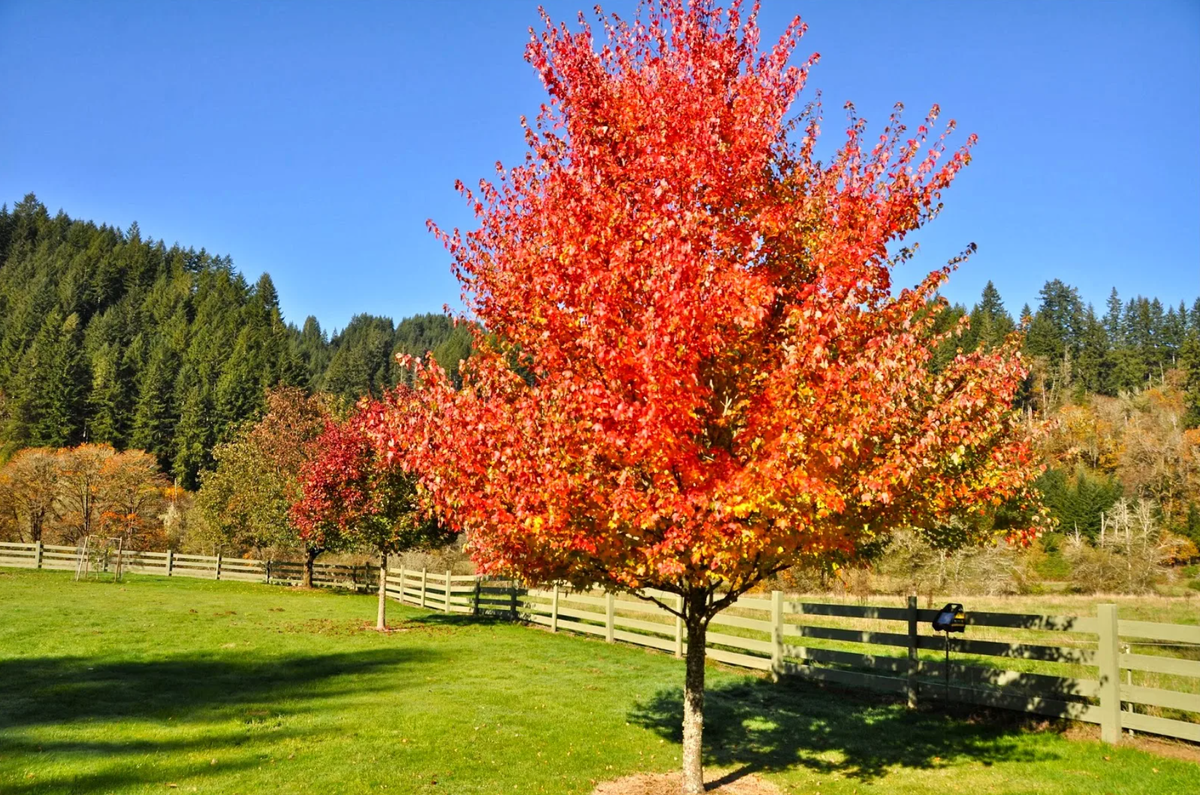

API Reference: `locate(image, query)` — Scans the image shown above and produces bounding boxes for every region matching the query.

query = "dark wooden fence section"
[509,583,1200,745]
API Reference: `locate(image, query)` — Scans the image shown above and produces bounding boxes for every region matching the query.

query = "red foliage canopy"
[293,394,447,556]
[402,0,1042,596]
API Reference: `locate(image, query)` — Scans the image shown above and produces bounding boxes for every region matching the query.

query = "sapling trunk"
[377,552,388,630]
[302,547,318,588]
[681,595,708,795]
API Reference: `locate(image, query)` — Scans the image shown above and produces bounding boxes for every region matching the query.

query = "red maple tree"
[403,1,1043,789]
[293,394,449,629]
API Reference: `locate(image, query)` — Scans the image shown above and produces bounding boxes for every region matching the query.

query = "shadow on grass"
[0,647,435,731]
[630,676,1056,786]
[2,755,268,795]
[0,648,438,794]
[402,611,514,628]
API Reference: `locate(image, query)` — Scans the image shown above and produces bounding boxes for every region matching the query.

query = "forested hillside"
[936,279,1200,545]
[0,194,470,487]
[937,279,1200,407]
[1,193,1197,549]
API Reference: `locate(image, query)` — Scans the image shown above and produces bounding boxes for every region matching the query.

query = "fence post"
[444,571,452,613]
[420,567,427,608]
[34,540,43,570]
[166,548,174,577]
[398,564,406,605]
[906,595,919,709]
[510,582,518,620]
[770,590,784,681]
[1098,603,1122,744]
[473,578,481,616]
[215,552,222,581]
[674,594,684,658]
[551,583,560,632]
[605,592,615,643]
[264,559,270,584]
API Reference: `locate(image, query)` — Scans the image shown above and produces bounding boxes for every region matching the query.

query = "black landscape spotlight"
[932,603,967,633]
[932,603,966,697]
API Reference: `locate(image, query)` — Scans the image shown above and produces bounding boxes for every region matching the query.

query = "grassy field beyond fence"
[1,568,1198,794]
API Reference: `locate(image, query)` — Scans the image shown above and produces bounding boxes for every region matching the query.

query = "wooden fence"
[505,583,1200,746]
[384,567,479,613]
[0,540,378,590]
[3,540,1197,745]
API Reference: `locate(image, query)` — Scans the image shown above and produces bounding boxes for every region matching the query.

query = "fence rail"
[0,540,381,590]
[3,541,1197,745]
[508,583,1199,745]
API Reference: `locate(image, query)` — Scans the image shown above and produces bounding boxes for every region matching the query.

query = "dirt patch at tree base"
[591,769,782,795]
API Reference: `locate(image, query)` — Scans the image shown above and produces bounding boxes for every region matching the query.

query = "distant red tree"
[400,2,1044,789]
[293,393,450,629]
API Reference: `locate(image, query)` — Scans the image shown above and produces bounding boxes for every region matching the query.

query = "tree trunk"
[681,598,708,795]
[377,552,388,631]
[302,547,318,588]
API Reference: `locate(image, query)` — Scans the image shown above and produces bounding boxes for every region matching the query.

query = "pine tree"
[1036,466,1122,539]
[86,342,126,445]
[9,310,86,446]
[293,316,331,390]
[129,336,178,468]
[928,300,967,372]
[1147,298,1167,380]
[1162,303,1187,366]
[1074,305,1109,396]
[251,272,278,316]
[1102,288,1123,346]
[429,322,474,389]
[1024,311,1061,360]
[968,281,1015,352]
[172,369,214,489]
[1182,330,1200,428]
[1107,298,1149,392]
[43,312,87,445]
[0,203,12,265]
[1027,279,1084,361]
[323,315,396,400]
[0,275,56,386]
[215,327,265,435]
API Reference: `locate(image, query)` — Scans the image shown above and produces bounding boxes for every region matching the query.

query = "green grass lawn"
[0,569,1196,794]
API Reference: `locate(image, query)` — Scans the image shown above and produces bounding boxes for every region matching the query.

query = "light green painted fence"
[0,540,376,590]
[501,582,1200,746]
[384,566,477,613]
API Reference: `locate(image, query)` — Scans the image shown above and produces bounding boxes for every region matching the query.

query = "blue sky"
[1,0,1197,332]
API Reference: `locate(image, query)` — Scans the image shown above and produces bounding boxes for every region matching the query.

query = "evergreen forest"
[0,194,471,488]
